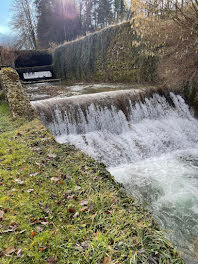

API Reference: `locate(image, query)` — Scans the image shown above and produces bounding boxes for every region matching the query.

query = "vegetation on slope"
[130,0,198,90]
[53,22,156,83]
[0,99,184,264]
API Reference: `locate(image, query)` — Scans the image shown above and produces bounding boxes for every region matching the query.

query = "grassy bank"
[0,100,184,264]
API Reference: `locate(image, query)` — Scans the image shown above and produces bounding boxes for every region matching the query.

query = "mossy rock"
[0,67,35,120]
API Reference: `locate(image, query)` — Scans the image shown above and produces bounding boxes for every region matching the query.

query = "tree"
[35,0,81,48]
[114,0,127,22]
[35,0,55,48]
[10,0,37,49]
[82,0,94,32]
[97,0,113,27]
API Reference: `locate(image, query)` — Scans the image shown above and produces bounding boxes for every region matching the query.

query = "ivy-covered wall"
[53,22,157,83]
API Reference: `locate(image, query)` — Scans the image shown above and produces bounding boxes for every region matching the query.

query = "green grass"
[0,99,184,263]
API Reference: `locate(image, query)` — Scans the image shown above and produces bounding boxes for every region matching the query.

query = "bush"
[130,0,198,89]
[0,46,17,66]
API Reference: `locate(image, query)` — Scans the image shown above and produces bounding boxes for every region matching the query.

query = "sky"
[0,0,13,34]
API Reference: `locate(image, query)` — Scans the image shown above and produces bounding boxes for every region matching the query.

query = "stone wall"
[0,68,35,120]
[53,22,157,83]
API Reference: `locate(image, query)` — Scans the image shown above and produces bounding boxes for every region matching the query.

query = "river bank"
[0,98,184,263]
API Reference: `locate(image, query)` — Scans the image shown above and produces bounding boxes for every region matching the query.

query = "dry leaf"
[1,225,18,234]
[68,207,76,214]
[51,177,60,183]
[30,173,38,177]
[73,212,79,219]
[81,241,89,249]
[3,208,8,213]
[80,207,89,213]
[30,231,36,238]
[47,257,57,264]
[74,186,81,191]
[0,211,4,221]
[47,154,57,159]
[35,226,43,232]
[27,189,34,193]
[5,246,16,255]
[74,244,83,251]
[41,221,49,226]
[80,200,89,206]
[17,249,22,258]
[103,256,112,264]
[14,179,25,185]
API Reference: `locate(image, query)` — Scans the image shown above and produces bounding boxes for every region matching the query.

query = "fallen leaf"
[1,225,18,234]
[74,186,81,191]
[18,230,25,234]
[27,189,34,193]
[43,204,51,214]
[16,249,22,258]
[50,177,60,183]
[68,207,76,214]
[47,154,57,159]
[80,200,89,206]
[74,244,83,251]
[14,179,25,185]
[81,241,89,249]
[35,226,43,232]
[41,222,49,226]
[5,246,16,255]
[65,190,72,195]
[39,245,48,252]
[103,256,112,264]
[47,257,57,264]
[73,212,79,219]
[0,211,4,221]
[10,222,18,227]
[30,231,36,238]
[30,173,38,177]
[80,207,89,213]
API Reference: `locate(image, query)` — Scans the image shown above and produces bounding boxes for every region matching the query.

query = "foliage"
[0,46,17,66]
[0,100,184,263]
[130,0,198,88]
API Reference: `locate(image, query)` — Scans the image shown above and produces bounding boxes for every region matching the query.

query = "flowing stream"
[32,89,198,263]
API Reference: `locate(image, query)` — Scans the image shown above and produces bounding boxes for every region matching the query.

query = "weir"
[32,89,198,263]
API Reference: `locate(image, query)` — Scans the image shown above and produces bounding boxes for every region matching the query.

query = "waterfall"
[32,89,198,263]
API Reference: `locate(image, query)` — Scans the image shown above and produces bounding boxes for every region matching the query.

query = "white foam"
[23,71,52,79]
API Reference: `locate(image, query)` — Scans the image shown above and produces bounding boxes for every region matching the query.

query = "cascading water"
[32,89,198,263]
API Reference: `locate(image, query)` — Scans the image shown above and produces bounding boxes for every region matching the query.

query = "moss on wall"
[53,22,157,83]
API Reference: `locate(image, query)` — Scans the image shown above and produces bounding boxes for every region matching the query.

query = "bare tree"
[10,0,37,49]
